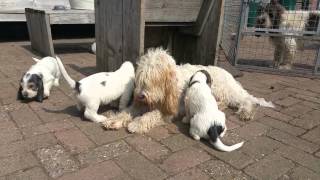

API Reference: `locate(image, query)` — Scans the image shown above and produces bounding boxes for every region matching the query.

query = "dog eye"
[28,84,34,89]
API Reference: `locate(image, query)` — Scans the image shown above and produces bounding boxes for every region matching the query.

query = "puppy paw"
[93,115,107,123]
[101,119,122,130]
[182,117,189,124]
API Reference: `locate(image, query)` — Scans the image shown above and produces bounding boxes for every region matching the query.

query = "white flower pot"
[69,0,94,10]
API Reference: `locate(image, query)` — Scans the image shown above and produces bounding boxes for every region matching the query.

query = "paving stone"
[0,153,38,176]
[35,145,79,178]
[78,140,131,165]
[290,110,320,129]
[6,167,49,180]
[281,103,313,118]
[244,154,294,180]
[22,119,75,138]
[55,128,95,154]
[267,129,319,153]
[147,126,172,141]
[59,160,129,180]
[300,101,320,110]
[284,166,320,180]
[0,120,22,145]
[201,142,254,170]
[115,151,167,180]
[265,89,293,101]
[286,87,319,97]
[258,116,306,136]
[301,126,320,145]
[161,134,196,152]
[241,136,283,160]
[10,105,42,128]
[262,108,294,122]
[0,83,18,105]
[0,133,58,158]
[167,168,210,180]
[198,159,250,180]
[74,120,129,145]
[316,151,320,158]
[275,96,300,107]
[126,135,169,161]
[160,147,211,175]
[293,94,320,104]
[276,146,320,174]
[234,122,271,140]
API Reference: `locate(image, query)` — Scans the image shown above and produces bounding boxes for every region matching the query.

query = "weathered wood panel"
[173,0,223,65]
[122,0,145,66]
[0,0,70,10]
[96,0,145,71]
[49,10,94,24]
[95,0,123,71]
[25,8,54,56]
[144,0,203,22]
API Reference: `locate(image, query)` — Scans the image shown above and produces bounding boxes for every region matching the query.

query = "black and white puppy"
[55,56,135,123]
[183,70,244,152]
[18,57,61,102]
[255,0,320,69]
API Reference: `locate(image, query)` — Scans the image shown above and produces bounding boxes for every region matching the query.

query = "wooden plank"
[144,0,203,22]
[0,13,25,21]
[122,0,145,66]
[25,8,54,56]
[95,0,123,71]
[180,0,215,36]
[49,12,94,24]
[173,0,223,65]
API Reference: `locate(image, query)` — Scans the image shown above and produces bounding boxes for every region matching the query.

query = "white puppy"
[184,70,244,152]
[56,57,135,123]
[18,57,61,102]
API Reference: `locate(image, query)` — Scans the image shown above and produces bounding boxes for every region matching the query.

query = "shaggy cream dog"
[56,57,135,123]
[184,70,244,152]
[102,48,274,133]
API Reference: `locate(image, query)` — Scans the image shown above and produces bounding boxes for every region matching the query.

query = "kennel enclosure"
[221,0,320,76]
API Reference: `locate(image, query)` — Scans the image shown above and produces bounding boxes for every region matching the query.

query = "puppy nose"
[22,92,28,97]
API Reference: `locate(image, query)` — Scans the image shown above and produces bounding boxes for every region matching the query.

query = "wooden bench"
[95,0,224,71]
[25,8,94,56]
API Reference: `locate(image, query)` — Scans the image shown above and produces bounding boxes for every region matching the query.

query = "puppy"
[18,57,61,102]
[183,70,244,152]
[55,57,135,123]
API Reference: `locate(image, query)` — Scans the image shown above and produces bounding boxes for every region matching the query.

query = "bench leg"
[25,8,54,56]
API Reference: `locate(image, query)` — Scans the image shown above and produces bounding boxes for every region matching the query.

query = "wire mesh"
[221,0,320,74]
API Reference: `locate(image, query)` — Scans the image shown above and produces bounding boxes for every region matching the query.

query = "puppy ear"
[36,75,44,102]
[199,70,212,87]
[17,85,23,100]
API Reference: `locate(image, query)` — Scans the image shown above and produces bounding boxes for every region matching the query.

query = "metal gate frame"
[232,0,320,76]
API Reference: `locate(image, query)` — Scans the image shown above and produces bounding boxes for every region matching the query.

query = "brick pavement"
[0,42,319,179]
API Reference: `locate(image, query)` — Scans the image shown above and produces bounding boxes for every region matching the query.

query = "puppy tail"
[32,57,40,62]
[249,95,275,108]
[55,56,78,91]
[208,125,244,152]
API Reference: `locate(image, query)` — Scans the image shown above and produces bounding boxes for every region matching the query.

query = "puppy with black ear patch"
[18,57,61,102]
[55,56,135,123]
[183,70,244,152]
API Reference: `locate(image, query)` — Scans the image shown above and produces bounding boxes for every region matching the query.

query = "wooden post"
[95,0,145,72]
[172,0,223,66]
[25,8,54,56]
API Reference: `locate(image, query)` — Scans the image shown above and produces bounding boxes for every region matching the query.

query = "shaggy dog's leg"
[127,110,166,134]
[102,103,144,130]
[237,100,256,121]
[280,37,296,70]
